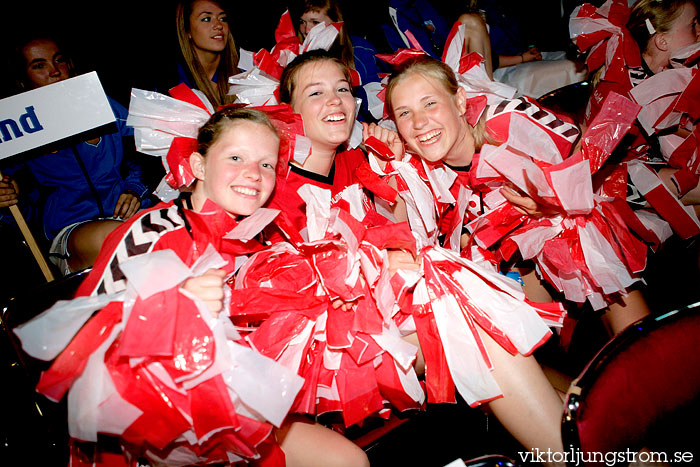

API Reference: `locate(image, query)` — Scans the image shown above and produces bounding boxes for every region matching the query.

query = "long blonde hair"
[385,55,489,151]
[175,0,240,107]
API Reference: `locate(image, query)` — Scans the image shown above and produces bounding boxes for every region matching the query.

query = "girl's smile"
[391,72,475,167]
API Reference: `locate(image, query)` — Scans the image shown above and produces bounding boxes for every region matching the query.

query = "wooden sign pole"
[0,72,117,284]
[0,169,55,282]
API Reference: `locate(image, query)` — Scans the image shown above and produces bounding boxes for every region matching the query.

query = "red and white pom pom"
[569,0,640,84]
[397,245,562,405]
[442,20,517,107]
[15,237,303,465]
[127,84,214,200]
[232,184,426,427]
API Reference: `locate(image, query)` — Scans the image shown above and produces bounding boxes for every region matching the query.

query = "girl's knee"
[278,419,370,467]
[402,332,425,375]
[72,220,121,249]
[333,444,370,467]
[67,219,122,270]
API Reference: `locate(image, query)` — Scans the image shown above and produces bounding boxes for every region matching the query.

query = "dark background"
[0,0,577,106]
[0,0,291,104]
[0,0,407,105]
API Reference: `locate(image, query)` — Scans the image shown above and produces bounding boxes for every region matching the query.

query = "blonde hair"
[385,55,489,151]
[628,0,693,53]
[176,0,240,108]
[588,0,694,87]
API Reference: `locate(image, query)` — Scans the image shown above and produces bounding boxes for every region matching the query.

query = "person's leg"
[603,288,651,335]
[402,331,425,375]
[517,263,554,303]
[658,166,700,215]
[276,415,369,467]
[407,322,563,460]
[458,13,494,79]
[66,219,122,272]
[481,329,564,465]
[649,167,700,285]
[541,364,573,401]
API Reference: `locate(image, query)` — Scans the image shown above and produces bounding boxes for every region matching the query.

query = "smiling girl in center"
[268,50,369,234]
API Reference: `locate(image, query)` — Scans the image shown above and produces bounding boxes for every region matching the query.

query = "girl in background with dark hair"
[289,0,387,91]
[292,0,356,70]
[0,35,149,276]
[10,35,75,91]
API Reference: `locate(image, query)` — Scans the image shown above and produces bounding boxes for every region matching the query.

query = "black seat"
[537,80,592,126]
[562,302,700,465]
[1,268,90,465]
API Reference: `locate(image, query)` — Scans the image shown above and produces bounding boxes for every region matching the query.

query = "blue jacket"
[480,0,527,56]
[351,35,384,85]
[383,0,450,58]
[1,97,148,240]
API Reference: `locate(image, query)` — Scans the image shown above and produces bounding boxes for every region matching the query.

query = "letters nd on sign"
[0,71,116,161]
[0,106,43,141]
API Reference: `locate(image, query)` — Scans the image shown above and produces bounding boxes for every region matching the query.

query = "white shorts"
[49,217,121,276]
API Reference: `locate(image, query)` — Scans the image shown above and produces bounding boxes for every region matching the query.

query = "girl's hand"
[0,176,19,208]
[182,268,227,318]
[113,190,141,219]
[522,47,542,63]
[500,187,554,218]
[387,249,421,277]
[331,299,352,311]
[362,122,404,159]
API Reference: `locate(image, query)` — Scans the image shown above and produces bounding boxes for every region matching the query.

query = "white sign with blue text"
[0,71,115,161]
